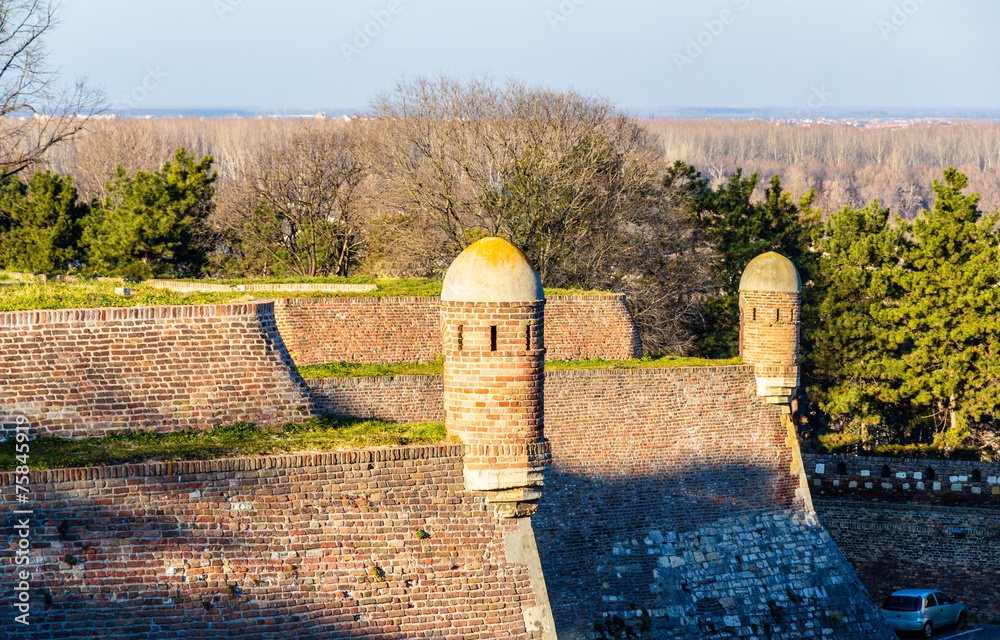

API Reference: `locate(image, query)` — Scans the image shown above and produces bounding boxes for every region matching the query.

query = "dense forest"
[3,77,1000,459]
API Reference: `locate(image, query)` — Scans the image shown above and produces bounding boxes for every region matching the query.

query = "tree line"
[3,76,1000,458]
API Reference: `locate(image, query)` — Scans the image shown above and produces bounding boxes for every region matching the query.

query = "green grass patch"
[299,355,742,379]
[0,278,613,311]
[298,361,445,378]
[0,417,447,471]
[544,355,742,371]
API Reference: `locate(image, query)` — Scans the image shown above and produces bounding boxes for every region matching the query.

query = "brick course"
[0,447,544,640]
[0,302,313,437]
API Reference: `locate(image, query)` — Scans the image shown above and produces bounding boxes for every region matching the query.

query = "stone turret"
[441,237,550,517]
[738,252,801,409]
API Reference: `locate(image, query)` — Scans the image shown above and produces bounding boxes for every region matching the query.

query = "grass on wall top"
[0,278,610,311]
[296,355,743,379]
[0,417,448,471]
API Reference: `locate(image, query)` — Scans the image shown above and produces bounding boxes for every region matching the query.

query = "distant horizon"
[94,105,1000,121]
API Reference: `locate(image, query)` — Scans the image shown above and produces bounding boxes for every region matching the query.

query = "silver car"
[880,589,967,637]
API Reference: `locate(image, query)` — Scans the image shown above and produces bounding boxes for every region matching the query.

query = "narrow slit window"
[490,325,497,352]
[457,325,464,351]
[752,308,757,321]
[525,325,531,350]
[776,309,781,322]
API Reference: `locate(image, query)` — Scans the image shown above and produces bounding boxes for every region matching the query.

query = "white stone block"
[849,481,858,488]
[903,483,910,489]
[951,483,963,492]
[881,482,892,489]
[989,476,998,484]
[860,469,870,477]
[833,480,840,487]
[959,475,968,482]
[865,482,873,489]
[972,487,982,494]
[896,472,907,479]
[914,472,923,480]
[815,463,825,474]
[933,482,942,491]
[950,476,959,482]
[917,482,924,490]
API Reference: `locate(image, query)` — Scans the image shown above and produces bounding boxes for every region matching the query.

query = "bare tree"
[215,121,370,277]
[0,0,103,176]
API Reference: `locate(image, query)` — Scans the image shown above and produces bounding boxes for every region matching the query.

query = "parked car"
[880,589,967,637]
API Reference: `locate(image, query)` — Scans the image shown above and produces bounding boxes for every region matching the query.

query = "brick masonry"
[441,300,548,492]
[0,302,314,438]
[530,366,893,640]
[806,453,1000,620]
[0,447,546,640]
[272,295,642,366]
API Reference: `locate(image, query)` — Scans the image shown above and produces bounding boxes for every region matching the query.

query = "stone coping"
[815,497,1000,519]
[805,452,1000,472]
[0,301,275,325]
[0,444,462,485]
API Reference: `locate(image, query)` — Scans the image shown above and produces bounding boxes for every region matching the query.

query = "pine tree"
[879,169,1000,448]
[82,148,216,278]
[0,170,85,273]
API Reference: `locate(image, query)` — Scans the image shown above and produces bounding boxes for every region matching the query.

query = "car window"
[924,594,938,607]
[883,595,921,611]
[936,592,954,605]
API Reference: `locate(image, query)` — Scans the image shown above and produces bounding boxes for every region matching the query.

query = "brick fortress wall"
[805,453,1000,620]
[529,366,893,640]
[0,302,313,438]
[273,294,642,365]
[0,446,546,640]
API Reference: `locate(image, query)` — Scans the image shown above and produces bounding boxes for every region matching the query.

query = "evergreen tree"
[806,200,911,446]
[0,170,85,273]
[82,148,216,278]
[880,169,1000,448]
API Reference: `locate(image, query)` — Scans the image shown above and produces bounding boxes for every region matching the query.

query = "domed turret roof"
[739,252,801,293]
[441,237,544,303]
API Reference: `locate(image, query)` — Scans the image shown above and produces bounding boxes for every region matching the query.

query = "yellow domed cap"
[739,252,801,293]
[441,237,544,303]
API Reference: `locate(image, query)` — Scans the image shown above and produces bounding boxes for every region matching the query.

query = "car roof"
[889,589,936,596]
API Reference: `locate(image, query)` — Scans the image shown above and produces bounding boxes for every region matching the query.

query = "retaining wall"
[805,453,1000,620]
[530,366,893,640]
[0,446,549,639]
[0,302,313,438]
[273,294,642,365]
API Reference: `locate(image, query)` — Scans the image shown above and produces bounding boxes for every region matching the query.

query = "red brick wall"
[272,294,640,366]
[0,302,313,438]
[533,366,800,635]
[306,376,444,422]
[273,297,442,365]
[0,447,545,640]
[543,295,642,360]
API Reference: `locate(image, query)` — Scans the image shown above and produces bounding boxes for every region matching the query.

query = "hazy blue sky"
[46,0,999,113]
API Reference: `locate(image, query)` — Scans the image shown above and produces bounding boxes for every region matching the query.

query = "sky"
[45,0,1000,114]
